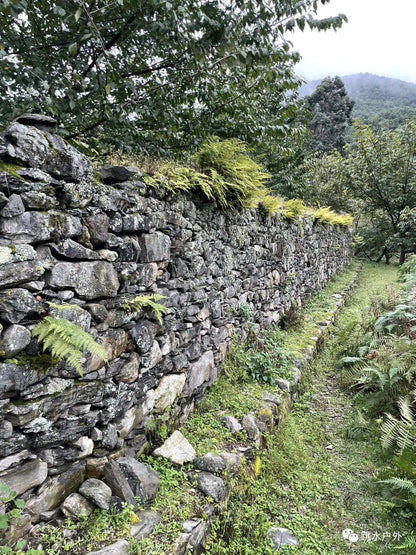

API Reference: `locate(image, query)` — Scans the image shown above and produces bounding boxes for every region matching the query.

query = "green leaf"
[68,42,78,56]
[74,8,82,22]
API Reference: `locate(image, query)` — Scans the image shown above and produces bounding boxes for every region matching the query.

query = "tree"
[0,0,346,155]
[307,75,354,153]
[349,122,416,263]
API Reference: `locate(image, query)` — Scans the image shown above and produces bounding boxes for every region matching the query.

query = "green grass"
[204,262,416,554]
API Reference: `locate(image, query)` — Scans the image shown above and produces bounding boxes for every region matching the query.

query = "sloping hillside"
[300,73,416,126]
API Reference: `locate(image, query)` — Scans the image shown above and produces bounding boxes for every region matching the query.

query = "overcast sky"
[291,0,416,84]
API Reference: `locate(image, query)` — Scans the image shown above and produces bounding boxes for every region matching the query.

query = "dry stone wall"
[0,116,352,524]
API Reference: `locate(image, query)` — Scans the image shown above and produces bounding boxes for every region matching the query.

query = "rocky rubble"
[0,115,352,543]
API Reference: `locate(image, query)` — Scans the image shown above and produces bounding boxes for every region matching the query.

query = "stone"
[99,165,136,184]
[223,416,243,434]
[219,452,241,473]
[116,406,138,439]
[276,379,291,393]
[194,453,226,474]
[267,527,300,550]
[86,457,108,479]
[153,430,196,465]
[19,377,72,400]
[86,539,130,555]
[3,513,32,545]
[188,520,207,553]
[131,320,157,354]
[147,340,162,369]
[183,351,215,396]
[21,190,58,210]
[116,352,140,384]
[118,456,160,502]
[61,492,95,519]
[0,288,40,324]
[84,212,109,246]
[129,510,161,539]
[153,374,186,413]
[88,328,128,372]
[139,232,171,262]
[0,458,48,497]
[79,478,112,510]
[50,239,98,260]
[0,324,31,356]
[14,113,58,132]
[25,462,85,522]
[0,362,42,398]
[103,460,138,508]
[49,304,92,332]
[135,263,158,287]
[0,211,82,244]
[3,121,92,182]
[0,244,36,264]
[261,393,282,406]
[1,194,25,217]
[122,213,151,233]
[196,472,226,503]
[171,533,191,555]
[0,259,44,288]
[86,303,108,323]
[0,419,13,439]
[72,436,94,458]
[49,261,119,300]
[242,414,261,443]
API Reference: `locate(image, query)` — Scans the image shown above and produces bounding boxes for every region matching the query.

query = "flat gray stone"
[267,527,300,549]
[49,261,119,299]
[118,457,160,502]
[1,194,25,217]
[183,351,215,396]
[25,462,85,522]
[87,539,129,555]
[153,430,196,465]
[0,287,40,324]
[129,510,161,539]
[0,210,82,244]
[197,472,226,503]
[0,457,47,497]
[0,324,31,356]
[103,460,137,508]
[138,231,171,262]
[3,121,92,182]
[153,374,186,413]
[194,453,226,474]
[79,478,112,510]
[224,416,242,434]
[61,492,94,519]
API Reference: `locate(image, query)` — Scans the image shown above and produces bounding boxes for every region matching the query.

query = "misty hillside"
[300,73,416,126]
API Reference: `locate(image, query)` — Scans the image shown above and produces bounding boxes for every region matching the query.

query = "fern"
[381,397,416,452]
[33,317,108,376]
[121,294,167,324]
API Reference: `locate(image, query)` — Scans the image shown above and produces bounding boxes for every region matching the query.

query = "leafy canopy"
[0,0,346,155]
[307,75,354,153]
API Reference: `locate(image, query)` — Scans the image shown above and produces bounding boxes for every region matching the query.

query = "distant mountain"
[299,73,416,127]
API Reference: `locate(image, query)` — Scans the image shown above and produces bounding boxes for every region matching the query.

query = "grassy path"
[206,263,415,554]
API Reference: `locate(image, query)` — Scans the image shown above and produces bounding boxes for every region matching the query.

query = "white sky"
[291,0,416,83]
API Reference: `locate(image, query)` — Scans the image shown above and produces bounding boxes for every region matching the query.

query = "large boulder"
[2,121,92,182]
[49,261,119,299]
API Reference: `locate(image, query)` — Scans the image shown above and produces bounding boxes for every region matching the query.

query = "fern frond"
[378,477,416,497]
[33,317,108,376]
[121,294,167,324]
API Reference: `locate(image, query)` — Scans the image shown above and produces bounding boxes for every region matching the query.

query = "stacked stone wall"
[0,117,352,523]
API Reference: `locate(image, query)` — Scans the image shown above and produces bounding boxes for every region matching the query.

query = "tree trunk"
[399,248,406,265]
